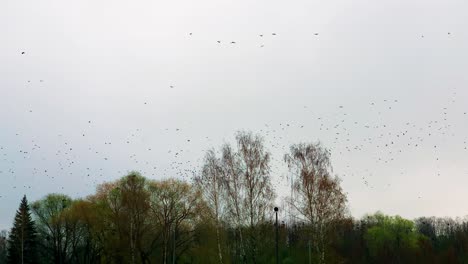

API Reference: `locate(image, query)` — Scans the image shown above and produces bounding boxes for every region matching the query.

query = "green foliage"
[31,193,73,264]
[362,213,423,263]
[6,133,468,263]
[7,175,468,263]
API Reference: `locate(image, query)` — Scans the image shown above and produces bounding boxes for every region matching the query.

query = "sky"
[1,0,468,230]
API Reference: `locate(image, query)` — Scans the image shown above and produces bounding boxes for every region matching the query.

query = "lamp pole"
[274,207,279,264]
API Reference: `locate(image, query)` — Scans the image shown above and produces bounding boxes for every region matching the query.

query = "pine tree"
[7,195,38,264]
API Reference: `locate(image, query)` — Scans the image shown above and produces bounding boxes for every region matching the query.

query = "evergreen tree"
[7,195,37,264]
[0,230,8,264]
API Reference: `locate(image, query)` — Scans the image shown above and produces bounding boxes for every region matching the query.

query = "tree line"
[2,131,468,263]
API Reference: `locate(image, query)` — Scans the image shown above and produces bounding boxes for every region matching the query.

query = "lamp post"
[274,207,279,264]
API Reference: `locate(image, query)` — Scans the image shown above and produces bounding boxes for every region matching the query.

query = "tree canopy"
[2,132,468,263]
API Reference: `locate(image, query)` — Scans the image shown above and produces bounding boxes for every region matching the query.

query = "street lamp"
[274,207,279,264]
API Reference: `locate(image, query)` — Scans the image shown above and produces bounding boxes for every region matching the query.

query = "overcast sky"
[1,0,468,230]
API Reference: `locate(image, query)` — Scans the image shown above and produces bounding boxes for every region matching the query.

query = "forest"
[2,131,468,264]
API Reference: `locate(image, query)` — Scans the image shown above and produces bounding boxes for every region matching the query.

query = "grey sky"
[1,0,468,230]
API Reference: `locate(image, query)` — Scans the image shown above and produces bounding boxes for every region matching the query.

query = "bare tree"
[194,149,226,264]
[219,142,247,262]
[285,142,347,264]
[220,131,275,264]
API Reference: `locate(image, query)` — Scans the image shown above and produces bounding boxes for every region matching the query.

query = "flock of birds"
[187,31,319,47]
[1,30,464,211]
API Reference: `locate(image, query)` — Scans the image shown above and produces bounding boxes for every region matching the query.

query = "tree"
[364,213,422,264]
[31,194,73,264]
[60,200,102,264]
[147,178,204,264]
[0,230,7,264]
[284,142,347,264]
[118,173,151,264]
[89,172,153,263]
[7,195,38,264]
[219,142,246,262]
[194,149,226,264]
[220,131,275,263]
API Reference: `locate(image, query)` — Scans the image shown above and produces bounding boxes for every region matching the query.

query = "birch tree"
[285,142,347,264]
[221,131,275,264]
[194,149,226,264]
